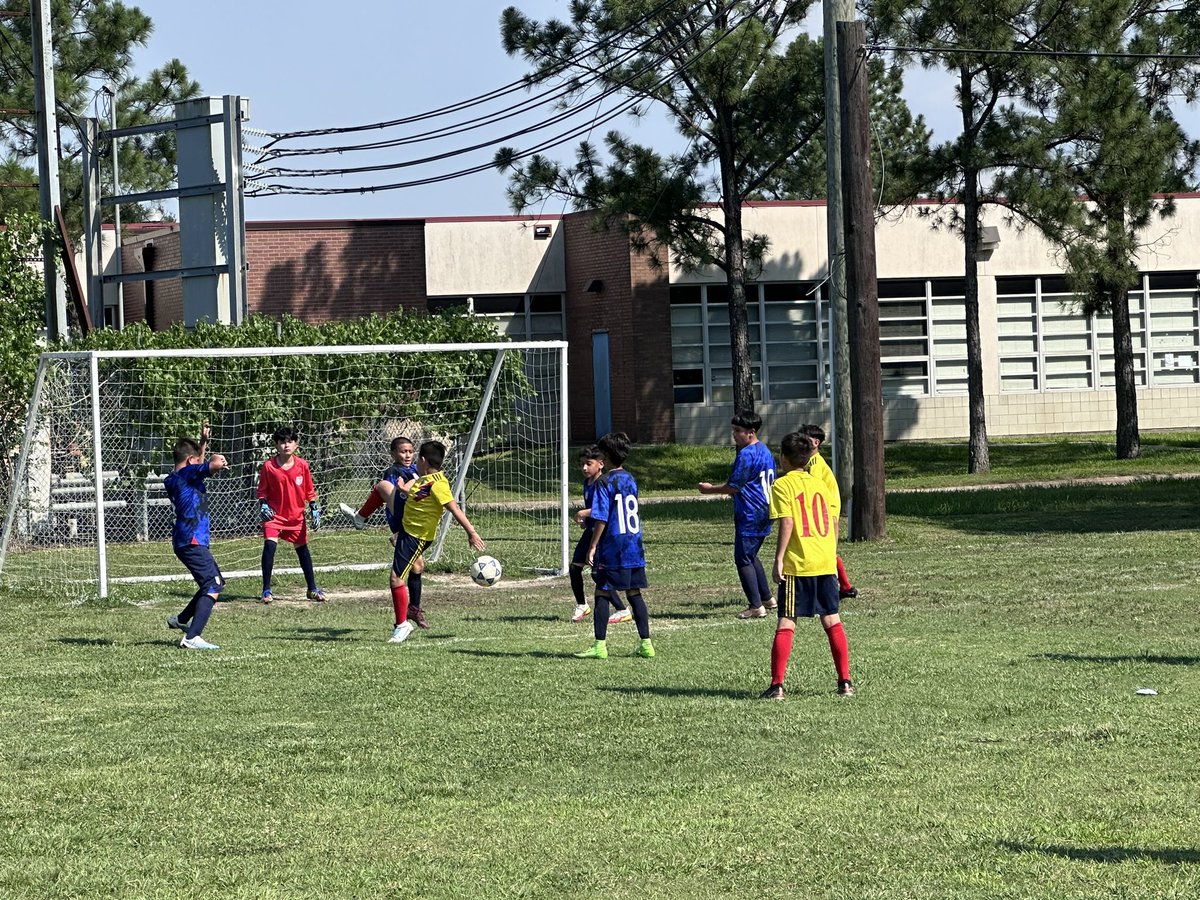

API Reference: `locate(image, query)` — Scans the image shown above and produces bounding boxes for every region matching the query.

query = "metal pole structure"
[89,352,110,597]
[221,96,249,323]
[824,0,854,520]
[558,343,570,575]
[108,87,124,329]
[0,358,50,579]
[31,0,68,340]
[82,118,103,328]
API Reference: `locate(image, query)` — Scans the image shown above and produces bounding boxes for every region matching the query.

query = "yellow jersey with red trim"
[768,467,840,576]
[805,451,839,500]
[401,471,454,541]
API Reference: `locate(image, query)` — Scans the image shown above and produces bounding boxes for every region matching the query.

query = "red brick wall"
[119,227,182,330]
[562,212,673,444]
[248,220,426,321]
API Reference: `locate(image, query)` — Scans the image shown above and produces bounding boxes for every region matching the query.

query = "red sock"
[770,629,794,686]
[824,621,850,682]
[358,489,384,520]
[391,583,409,625]
[836,556,853,592]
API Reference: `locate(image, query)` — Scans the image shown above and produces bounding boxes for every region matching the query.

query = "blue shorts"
[392,527,432,579]
[174,544,224,596]
[592,565,648,593]
[571,528,593,567]
[733,531,768,567]
[777,574,839,618]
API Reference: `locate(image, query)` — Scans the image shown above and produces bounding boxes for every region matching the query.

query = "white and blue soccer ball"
[470,555,503,587]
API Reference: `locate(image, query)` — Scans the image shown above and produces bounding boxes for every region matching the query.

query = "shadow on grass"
[449,648,563,659]
[597,684,749,700]
[998,841,1200,864]
[1035,652,1200,666]
[260,627,362,643]
[493,614,561,624]
[52,636,115,647]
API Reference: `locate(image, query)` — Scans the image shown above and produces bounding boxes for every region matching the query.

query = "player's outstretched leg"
[407,571,427,628]
[569,564,590,622]
[575,592,611,658]
[763,621,795,699]
[296,543,325,601]
[822,613,853,696]
[836,556,857,599]
[260,539,277,603]
[627,591,654,657]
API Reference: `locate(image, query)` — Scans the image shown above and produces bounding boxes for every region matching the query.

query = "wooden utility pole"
[823,0,855,525]
[836,20,886,540]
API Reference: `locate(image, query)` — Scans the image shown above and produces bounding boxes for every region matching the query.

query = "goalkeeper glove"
[259,500,275,522]
[308,501,321,531]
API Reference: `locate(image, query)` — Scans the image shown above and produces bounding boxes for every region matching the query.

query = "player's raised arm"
[444,499,485,552]
[199,420,211,459]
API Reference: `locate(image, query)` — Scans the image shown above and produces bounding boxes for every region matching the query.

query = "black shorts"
[392,528,432,579]
[777,573,839,618]
[592,565,648,593]
[174,544,224,596]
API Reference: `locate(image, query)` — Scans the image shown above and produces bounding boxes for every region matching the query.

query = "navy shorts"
[174,544,224,596]
[392,527,432,579]
[571,528,593,567]
[733,530,768,567]
[592,565,648,593]
[777,573,839,618]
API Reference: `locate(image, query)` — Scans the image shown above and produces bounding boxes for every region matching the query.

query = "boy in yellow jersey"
[762,431,854,699]
[387,440,485,644]
[799,423,857,600]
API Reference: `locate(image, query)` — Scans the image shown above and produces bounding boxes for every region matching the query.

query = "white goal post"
[0,341,570,599]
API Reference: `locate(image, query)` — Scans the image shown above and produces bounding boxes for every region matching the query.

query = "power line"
[872,44,1200,62]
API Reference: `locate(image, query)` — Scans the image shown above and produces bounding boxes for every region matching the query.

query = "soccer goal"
[0,341,569,599]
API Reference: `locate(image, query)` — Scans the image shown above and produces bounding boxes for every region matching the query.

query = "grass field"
[2,445,1200,898]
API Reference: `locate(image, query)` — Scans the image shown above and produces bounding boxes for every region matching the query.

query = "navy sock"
[736,563,764,607]
[752,558,771,605]
[179,586,204,623]
[569,565,585,604]
[261,541,277,593]
[628,591,650,640]
[296,543,317,593]
[407,571,423,610]
[185,593,216,640]
[593,594,611,641]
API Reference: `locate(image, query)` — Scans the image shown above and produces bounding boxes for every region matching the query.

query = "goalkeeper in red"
[257,425,326,603]
[762,430,854,699]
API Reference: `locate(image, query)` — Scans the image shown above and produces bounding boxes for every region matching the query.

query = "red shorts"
[263,518,308,545]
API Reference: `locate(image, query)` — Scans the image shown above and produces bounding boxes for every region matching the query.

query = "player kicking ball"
[761,431,853,699]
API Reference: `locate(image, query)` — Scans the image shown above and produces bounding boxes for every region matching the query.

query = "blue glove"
[259,500,275,522]
[308,501,321,531]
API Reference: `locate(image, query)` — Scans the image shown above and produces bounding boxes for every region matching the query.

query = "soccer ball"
[470,555,503,587]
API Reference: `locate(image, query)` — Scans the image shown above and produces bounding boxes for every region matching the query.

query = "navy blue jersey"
[383,463,418,532]
[164,461,214,549]
[580,476,598,532]
[590,468,646,570]
[728,441,775,537]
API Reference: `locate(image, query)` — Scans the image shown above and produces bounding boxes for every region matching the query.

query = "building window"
[426,293,565,342]
[994,274,1189,392]
[878,278,967,397]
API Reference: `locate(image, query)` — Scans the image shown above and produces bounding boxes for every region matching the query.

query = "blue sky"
[133,1,1198,223]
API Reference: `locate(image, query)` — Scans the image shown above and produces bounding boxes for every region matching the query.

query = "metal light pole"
[31,0,68,339]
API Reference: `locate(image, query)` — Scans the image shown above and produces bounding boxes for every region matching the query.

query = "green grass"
[3,476,1200,898]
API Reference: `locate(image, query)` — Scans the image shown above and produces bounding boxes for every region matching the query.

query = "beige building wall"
[424,217,566,296]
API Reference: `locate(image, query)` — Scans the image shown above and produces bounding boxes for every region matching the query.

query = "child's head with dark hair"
[799,423,826,445]
[780,431,818,469]
[596,431,631,468]
[272,425,298,445]
[731,409,762,433]
[174,437,201,465]
[580,445,604,463]
[390,435,414,454]
[419,440,447,471]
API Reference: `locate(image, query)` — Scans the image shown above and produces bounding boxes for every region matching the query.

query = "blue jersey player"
[568,446,629,623]
[699,409,776,618]
[164,421,228,650]
[575,431,655,660]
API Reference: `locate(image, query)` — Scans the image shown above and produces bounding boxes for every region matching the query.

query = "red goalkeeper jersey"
[257,455,316,527]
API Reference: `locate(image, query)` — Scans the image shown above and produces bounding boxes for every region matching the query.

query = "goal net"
[0,341,569,600]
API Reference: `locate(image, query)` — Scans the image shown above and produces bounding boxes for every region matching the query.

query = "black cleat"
[761,683,785,701]
[837,679,856,697]
[839,586,858,600]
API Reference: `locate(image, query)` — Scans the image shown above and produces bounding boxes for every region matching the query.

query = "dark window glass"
[670,286,701,305]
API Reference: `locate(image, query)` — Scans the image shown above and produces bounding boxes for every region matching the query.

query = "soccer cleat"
[388,621,415,644]
[635,638,655,658]
[839,586,859,600]
[608,608,633,624]
[339,502,368,530]
[736,605,767,619]
[763,598,778,610]
[166,614,187,631]
[761,683,785,701]
[306,588,327,602]
[180,635,220,651]
[260,590,273,605]
[571,604,591,622]
[837,679,856,697]
[574,640,608,659]
[411,607,429,629]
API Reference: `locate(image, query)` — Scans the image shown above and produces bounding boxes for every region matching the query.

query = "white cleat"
[388,621,415,644]
[339,502,367,530]
[180,635,220,650]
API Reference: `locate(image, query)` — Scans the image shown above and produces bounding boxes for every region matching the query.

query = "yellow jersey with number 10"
[768,468,840,576]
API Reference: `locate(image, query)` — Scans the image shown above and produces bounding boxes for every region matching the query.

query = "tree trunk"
[1109,281,1141,459]
[959,67,990,474]
[718,108,754,414]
